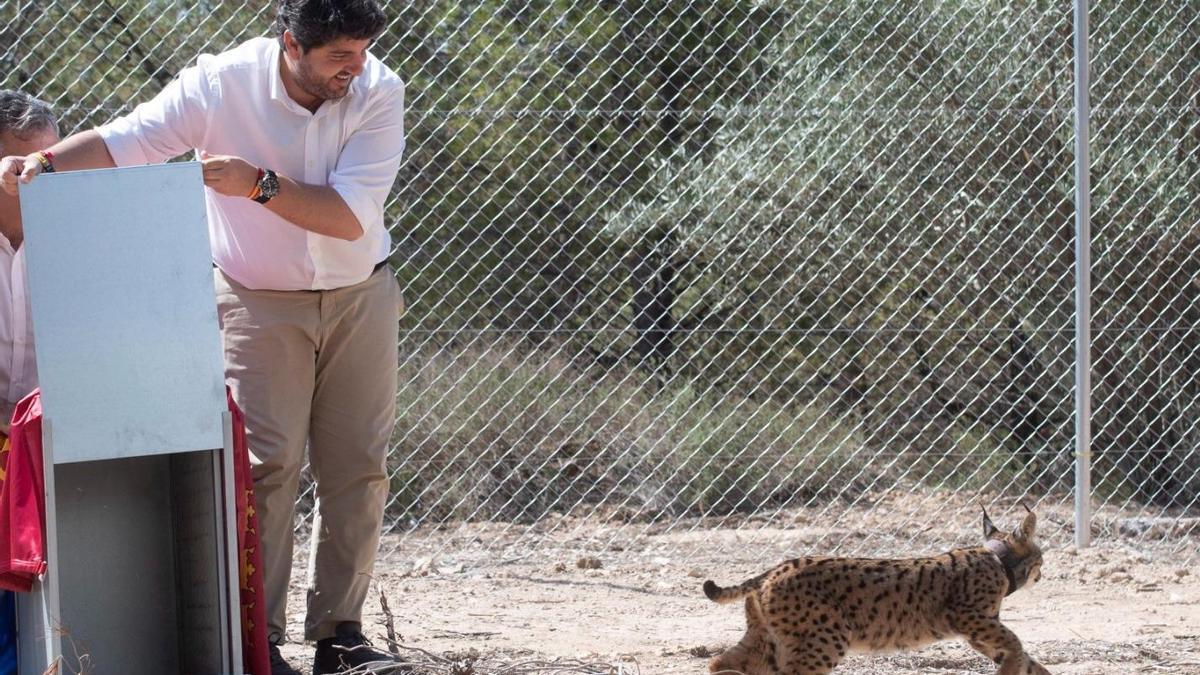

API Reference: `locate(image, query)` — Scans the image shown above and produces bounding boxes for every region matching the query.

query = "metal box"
[15,163,242,674]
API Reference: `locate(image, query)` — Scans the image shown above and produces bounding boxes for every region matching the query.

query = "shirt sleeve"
[96,58,216,166]
[328,79,405,238]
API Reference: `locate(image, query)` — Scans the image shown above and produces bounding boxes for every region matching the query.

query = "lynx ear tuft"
[1017,508,1037,540]
[981,503,1000,540]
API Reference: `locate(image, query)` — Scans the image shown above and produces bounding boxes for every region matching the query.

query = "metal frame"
[1073,0,1092,549]
[16,417,243,675]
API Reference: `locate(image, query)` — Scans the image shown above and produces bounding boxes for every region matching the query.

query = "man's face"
[288,35,371,103]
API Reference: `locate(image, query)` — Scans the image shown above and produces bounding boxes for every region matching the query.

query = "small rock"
[412,557,438,576]
[687,568,705,578]
[688,645,714,658]
[552,562,567,573]
[1174,569,1190,579]
[577,556,603,570]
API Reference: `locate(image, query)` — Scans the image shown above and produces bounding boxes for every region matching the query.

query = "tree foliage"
[3,0,1196,506]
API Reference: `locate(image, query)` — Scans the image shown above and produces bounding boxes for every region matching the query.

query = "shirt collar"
[266,38,292,109]
[0,231,16,256]
[348,59,366,99]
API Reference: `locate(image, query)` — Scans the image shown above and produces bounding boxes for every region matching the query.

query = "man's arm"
[3,138,365,241]
[0,130,117,195]
[1,61,211,196]
[202,77,406,243]
[42,130,119,172]
[199,153,364,241]
[267,175,363,241]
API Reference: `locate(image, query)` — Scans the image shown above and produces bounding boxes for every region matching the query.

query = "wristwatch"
[252,168,280,204]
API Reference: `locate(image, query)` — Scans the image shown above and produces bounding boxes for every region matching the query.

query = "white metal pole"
[1073,0,1093,549]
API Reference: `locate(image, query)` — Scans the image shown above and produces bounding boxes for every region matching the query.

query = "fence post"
[1073,0,1093,549]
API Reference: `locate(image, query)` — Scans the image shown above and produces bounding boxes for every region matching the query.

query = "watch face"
[254,169,280,203]
[262,170,279,197]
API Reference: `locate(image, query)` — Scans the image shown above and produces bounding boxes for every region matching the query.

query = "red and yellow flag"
[0,390,270,675]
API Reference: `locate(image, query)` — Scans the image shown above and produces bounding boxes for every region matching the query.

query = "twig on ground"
[347,639,636,675]
[378,584,403,658]
[430,629,499,638]
[51,623,93,675]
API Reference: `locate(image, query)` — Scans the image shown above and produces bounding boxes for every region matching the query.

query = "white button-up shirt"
[0,234,36,422]
[97,37,405,291]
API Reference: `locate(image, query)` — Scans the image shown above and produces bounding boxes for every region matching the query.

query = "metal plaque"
[19,162,226,463]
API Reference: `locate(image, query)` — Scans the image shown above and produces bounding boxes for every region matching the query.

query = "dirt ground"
[278,499,1200,674]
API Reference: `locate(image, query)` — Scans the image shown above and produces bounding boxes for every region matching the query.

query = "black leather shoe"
[269,640,303,675]
[312,622,405,674]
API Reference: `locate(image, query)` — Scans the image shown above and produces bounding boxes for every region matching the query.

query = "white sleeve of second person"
[96,60,215,166]
[329,80,406,238]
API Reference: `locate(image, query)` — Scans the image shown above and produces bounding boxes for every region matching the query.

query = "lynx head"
[981,502,1044,592]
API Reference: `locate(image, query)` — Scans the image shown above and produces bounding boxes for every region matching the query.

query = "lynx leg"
[710,597,775,675]
[709,637,773,675]
[709,645,772,675]
[953,613,1050,675]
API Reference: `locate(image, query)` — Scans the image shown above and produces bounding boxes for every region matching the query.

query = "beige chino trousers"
[215,266,401,642]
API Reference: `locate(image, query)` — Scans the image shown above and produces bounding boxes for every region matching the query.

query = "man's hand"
[0,154,44,196]
[200,152,260,198]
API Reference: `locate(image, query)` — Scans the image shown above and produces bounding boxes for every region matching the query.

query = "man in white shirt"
[0,2,406,673]
[0,91,58,431]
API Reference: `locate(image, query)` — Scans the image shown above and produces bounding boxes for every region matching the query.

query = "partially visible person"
[0,90,57,433]
[0,89,59,675]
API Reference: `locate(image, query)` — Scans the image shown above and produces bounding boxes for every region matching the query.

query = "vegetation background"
[3,0,1197,540]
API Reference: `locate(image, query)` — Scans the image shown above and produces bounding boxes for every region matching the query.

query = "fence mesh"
[2,0,1197,563]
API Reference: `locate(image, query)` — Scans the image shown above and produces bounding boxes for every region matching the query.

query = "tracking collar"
[984,539,1027,596]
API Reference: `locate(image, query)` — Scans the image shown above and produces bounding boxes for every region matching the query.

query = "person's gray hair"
[0,90,59,147]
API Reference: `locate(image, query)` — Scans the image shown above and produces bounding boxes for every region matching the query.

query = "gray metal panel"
[52,450,235,673]
[55,455,182,674]
[172,449,224,673]
[217,412,243,670]
[19,163,226,464]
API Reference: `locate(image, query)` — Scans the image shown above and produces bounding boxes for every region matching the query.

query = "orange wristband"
[247,168,265,199]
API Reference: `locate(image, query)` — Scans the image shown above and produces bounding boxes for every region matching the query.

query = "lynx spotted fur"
[703,507,1048,675]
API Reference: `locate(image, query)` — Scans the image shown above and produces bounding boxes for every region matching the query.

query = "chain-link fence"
[2,0,1197,564]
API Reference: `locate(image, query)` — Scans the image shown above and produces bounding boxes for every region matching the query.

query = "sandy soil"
[277,501,1200,674]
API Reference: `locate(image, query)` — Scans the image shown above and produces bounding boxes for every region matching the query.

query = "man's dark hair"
[0,90,58,147]
[276,0,386,51]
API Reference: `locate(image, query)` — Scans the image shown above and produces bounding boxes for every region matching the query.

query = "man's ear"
[282,30,304,59]
[981,504,1000,540]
